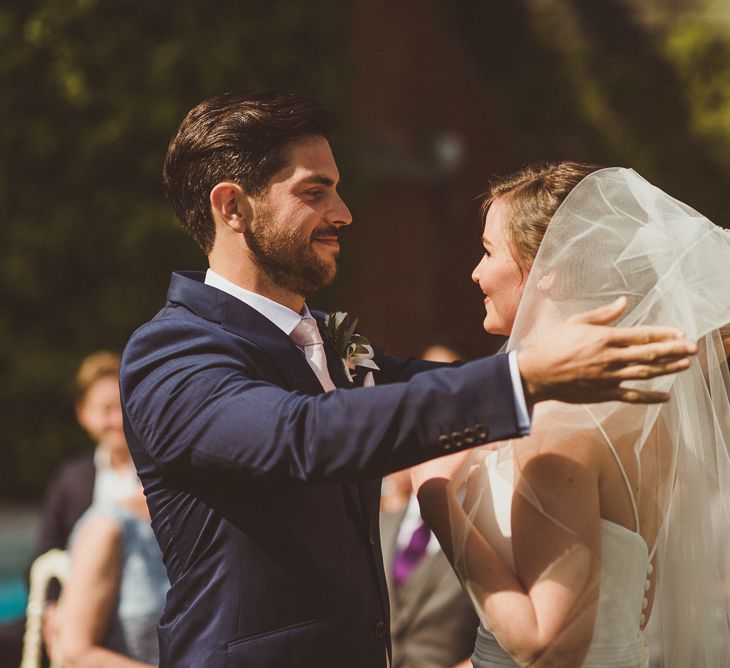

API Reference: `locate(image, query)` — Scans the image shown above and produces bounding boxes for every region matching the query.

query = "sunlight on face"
[245,136,353,296]
[471,196,527,336]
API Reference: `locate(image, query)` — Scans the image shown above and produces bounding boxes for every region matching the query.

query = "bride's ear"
[537,272,556,291]
[210,182,252,234]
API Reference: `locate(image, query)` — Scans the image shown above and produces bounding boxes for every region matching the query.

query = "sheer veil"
[450,168,730,666]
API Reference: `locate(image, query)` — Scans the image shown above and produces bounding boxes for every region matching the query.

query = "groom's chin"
[303,262,338,294]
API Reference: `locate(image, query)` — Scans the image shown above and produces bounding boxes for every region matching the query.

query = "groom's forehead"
[270,136,341,186]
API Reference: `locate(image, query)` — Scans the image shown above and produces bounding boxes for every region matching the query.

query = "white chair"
[20,549,69,668]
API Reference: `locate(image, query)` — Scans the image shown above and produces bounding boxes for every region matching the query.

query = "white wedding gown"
[469,444,652,668]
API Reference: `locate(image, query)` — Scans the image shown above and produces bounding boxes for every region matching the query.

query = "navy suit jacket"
[120,271,522,667]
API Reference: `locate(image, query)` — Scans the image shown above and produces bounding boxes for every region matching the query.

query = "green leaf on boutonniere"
[325,310,358,358]
[324,310,379,382]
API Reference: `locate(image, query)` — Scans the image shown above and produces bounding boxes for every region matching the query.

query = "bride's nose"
[472,257,485,285]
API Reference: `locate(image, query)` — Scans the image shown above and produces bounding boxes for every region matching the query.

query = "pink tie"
[290,318,336,392]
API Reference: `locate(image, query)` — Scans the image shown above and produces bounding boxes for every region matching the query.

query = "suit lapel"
[168,272,325,396]
[223,307,325,395]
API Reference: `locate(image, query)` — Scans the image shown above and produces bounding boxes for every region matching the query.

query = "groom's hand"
[517,297,697,405]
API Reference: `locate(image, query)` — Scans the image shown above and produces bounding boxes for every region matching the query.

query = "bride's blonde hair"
[482,161,602,269]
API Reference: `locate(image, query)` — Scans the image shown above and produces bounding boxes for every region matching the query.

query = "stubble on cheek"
[245,219,336,296]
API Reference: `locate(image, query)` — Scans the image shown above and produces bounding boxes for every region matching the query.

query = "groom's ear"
[210,182,252,234]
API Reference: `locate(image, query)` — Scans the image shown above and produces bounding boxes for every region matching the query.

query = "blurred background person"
[38,351,139,653]
[54,481,168,667]
[38,351,138,559]
[0,352,139,665]
[380,344,478,668]
[380,469,412,515]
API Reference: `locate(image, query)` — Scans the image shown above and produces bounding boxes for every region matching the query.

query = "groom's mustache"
[311,226,341,241]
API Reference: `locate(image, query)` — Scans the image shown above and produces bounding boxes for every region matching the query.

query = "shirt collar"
[205,268,311,336]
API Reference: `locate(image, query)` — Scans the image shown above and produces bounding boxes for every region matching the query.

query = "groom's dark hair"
[163,91,333,253]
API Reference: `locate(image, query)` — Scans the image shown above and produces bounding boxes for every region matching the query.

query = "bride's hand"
[411,450,471,496]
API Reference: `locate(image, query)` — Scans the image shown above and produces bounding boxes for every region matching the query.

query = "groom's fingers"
[607,359,692,381]
[606,337,697,363]
[607,325,689,347]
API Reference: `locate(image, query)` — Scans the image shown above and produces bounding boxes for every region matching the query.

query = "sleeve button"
[438,435,451,449]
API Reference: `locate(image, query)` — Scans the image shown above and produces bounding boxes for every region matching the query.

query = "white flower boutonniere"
[324,311,380,383]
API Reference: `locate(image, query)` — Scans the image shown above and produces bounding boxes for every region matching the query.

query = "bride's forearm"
[418,482,594,666]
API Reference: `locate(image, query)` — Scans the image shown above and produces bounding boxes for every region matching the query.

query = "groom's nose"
[327,193,353,227]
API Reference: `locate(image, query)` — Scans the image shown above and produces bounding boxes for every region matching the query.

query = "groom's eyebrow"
[302,175,338,187]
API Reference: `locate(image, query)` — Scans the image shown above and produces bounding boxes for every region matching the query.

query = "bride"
[412,163,730,667]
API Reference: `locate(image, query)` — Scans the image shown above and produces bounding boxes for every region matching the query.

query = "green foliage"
[665,21,730,170]
[441,0,730,224]
[0,0,352,501]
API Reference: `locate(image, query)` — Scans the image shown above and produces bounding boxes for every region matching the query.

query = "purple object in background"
[392,519,431,586]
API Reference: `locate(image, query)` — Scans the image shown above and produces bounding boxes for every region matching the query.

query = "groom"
[120,91,695,667]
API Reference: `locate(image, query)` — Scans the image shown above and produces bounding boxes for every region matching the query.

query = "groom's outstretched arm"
[120,319,521,486]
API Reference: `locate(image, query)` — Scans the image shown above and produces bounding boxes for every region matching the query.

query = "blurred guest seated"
[39,351,139,654]
[0,351,140,666]
[54,483,169,667]
[38,351,138,559]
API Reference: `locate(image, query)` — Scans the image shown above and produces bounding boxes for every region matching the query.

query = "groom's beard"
[244,208,337,297]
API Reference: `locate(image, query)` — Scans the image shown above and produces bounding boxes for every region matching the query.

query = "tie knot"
[290,317,322,348]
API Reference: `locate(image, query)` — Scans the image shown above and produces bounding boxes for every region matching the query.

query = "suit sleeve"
[121,319,521,484]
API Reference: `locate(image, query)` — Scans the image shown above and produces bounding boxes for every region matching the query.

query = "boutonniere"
[324,311,380,383]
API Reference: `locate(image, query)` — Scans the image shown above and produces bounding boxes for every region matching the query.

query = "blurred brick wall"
[342,0,521,359]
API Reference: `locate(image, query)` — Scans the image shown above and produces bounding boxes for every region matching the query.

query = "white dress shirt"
[92,446,140,505]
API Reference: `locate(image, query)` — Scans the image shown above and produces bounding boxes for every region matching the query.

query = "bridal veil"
[450,168,730,666]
